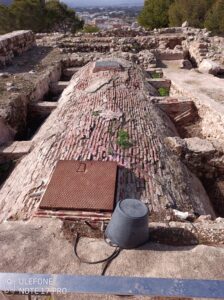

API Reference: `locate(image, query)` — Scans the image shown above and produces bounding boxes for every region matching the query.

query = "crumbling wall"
[0,30,35,66]
[170,80,224,141]
[0,61,62,138]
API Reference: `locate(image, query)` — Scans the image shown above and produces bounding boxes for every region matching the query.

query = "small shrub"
[92,110,101,117]
[158,87,169,96]
[117,130,132,149]
[151,72,162,79]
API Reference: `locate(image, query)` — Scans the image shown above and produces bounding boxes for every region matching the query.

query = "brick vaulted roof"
[0,58,215,221]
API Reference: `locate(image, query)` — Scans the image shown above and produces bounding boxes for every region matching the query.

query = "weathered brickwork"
[0,59,215,222]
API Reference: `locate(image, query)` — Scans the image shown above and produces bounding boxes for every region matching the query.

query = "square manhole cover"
[40,160,118,212]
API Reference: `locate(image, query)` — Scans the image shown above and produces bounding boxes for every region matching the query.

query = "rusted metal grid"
[39,160,118,212]
[93,60,123,72]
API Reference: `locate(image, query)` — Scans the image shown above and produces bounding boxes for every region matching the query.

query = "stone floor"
[163,61,224,106]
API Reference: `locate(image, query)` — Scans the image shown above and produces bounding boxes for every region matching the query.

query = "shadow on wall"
[116,166,146,203]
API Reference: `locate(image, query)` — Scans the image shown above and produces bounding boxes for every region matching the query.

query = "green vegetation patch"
[92,110,102,117]
[0,0,84,34]
[138,0,224,34]
[151,72,162,79]
[158,87,170,97]
[117,130,132,149]
[138,0,173,29]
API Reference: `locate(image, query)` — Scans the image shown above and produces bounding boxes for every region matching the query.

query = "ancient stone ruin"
[0,30,35,66]
[0,26,224,298]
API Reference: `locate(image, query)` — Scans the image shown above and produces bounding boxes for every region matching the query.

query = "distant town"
[76,6,142,30]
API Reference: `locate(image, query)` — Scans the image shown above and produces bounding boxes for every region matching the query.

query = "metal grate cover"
[40,160,117,212]
[93,60,123,72]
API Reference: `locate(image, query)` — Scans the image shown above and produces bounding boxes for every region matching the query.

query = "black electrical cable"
[74,233,121,276]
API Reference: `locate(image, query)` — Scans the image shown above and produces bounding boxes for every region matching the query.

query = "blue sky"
[64,0,144,7]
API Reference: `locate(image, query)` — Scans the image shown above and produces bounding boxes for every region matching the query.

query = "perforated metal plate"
[40,160,117,212]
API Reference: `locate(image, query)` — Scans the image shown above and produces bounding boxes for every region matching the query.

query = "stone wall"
[170,79,224,141]
[0,30,35,66]
[0,62,62,137]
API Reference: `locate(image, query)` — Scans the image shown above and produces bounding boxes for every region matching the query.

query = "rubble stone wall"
[0,30,35,66]
[0,62,62,137]
[170,82,224,141]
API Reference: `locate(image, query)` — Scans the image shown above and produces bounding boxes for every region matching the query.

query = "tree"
[169,0,214,28]
[138,0,174,29]
[45,0,83,33]
[0,5,13,34]
[0,0,83,34]
[205,0,224,33]
[10,0,44,32]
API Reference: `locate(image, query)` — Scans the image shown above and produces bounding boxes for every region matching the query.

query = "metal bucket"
[105,199,149,249]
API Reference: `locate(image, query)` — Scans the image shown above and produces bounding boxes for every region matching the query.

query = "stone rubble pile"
[165,136,224,179]
[187,41,210,65]
[1,25,223,140]
[35,26,224,73]
[149,218,224,245]
[36,26,224,72]
[61,50,158,72]
[0,30,35,66]
[182,27,224,73]
[91,27,151,37]
[40,34,185,62]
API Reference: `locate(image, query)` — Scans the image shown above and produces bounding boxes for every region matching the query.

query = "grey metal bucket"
[105,199,149,249]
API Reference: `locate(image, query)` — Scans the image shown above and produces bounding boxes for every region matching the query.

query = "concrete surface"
[0,218,223,279]
[163,61,224,107]
[1,218,223,299]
